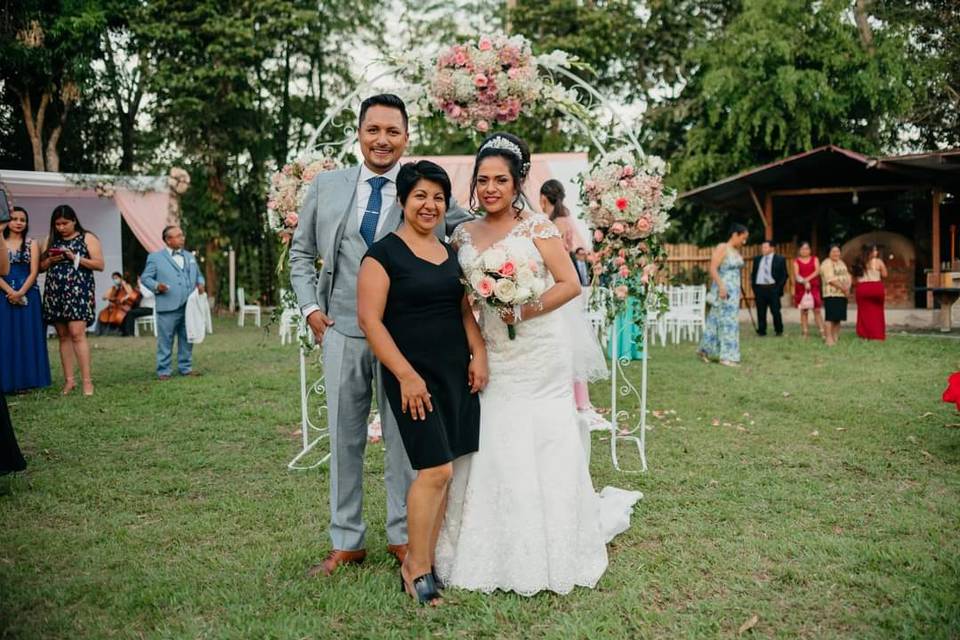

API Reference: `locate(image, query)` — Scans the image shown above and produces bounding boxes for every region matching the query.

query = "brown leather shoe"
[387,543,408,565]
[158,375,171,381]
[307,549,366,577]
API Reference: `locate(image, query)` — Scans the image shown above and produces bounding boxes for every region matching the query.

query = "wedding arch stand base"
[288,344,331,471]
[607,317,649,473]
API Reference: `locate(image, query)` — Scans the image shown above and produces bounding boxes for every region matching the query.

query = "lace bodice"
[453,212,572,397]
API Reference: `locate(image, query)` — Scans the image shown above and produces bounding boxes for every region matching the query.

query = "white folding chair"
[237,287,262,327]
[674,285,706,343]
[134,308,157,337]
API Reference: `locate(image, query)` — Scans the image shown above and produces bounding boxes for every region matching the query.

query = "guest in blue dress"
[0,207,51,393]
[40,205,104,396]
[698,223,749,367]
[0,225,27,473]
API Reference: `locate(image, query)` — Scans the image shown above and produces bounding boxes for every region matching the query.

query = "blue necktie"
[360,176,388,247]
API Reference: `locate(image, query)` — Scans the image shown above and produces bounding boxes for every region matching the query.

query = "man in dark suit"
[572,247,590,287]
[751,240,787,336]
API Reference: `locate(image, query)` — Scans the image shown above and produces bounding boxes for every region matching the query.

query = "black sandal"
[400,569,442,605]
[432,565,444,590]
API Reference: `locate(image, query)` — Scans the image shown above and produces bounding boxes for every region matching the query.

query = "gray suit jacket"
[288,164,473,316]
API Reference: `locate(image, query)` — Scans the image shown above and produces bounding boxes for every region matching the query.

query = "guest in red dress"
[853,243,887,341]
[793,241,825,339]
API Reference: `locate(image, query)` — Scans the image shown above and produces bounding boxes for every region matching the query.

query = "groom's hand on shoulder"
[306,310,335,343]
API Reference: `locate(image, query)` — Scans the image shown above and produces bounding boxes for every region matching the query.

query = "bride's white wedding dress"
[435,213,640,596]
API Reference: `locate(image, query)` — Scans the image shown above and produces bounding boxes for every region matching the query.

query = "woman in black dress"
[40,205,104,396]
[358,161,486,605]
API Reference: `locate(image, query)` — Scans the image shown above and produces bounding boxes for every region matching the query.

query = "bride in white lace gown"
[435,133,640,596]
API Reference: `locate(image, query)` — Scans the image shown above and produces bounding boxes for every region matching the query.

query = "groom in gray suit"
[290,94,472,577]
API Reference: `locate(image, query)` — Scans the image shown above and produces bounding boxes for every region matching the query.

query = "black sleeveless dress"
[363,233,480,470]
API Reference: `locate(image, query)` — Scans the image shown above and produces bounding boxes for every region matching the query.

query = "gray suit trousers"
[322,328,415,550]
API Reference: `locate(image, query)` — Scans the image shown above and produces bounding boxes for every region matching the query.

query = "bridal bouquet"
[267,152,339,239]
[429,34,543,132]
[582,148,675,328]
[463,244,547,339]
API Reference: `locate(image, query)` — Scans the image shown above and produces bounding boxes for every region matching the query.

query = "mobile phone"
[0,189,10,223]
[48,247,65,256]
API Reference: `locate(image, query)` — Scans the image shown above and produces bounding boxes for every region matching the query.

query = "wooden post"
[763,194,774,241]
[933,190,942,285]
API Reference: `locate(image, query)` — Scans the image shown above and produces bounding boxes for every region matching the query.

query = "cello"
[98,281,141,328]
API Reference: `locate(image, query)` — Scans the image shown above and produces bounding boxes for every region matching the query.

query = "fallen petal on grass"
[738,614,759,635]
[810,430,820,437]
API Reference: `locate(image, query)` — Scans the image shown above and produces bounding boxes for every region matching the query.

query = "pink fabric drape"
[113,189,171,253]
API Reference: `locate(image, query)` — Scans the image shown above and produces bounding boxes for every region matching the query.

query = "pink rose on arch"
[499,260,517,277]
[641,272,650,285]
[621,166,635,178]
[619,265,631,278]
[614,256,626,267]
[448,104,463,119]
[453,48,468,67]
[618,248,627,258]
[635,216,653,235]
[474,74,489,88]
[476,276,495,298]
[614,285,629,300]
[478,36,493,51]
[284,212,299,228]
[476,120,490,133]
[593,229,604,242]
[610,222,625,234]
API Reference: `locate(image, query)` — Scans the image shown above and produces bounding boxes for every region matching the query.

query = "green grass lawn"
[1,320,958,639]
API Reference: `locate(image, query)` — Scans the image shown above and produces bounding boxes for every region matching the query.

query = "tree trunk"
[203,160,229,306]
[854,0,880,145]
[45,102,72,173]
[16,91,49,171]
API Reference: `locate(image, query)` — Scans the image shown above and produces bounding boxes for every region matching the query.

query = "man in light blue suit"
[140,225,205,380]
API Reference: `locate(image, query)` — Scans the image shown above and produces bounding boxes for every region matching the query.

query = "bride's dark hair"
[469,131,531,218]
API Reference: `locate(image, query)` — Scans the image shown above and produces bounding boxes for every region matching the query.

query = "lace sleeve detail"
[450,223,470,249]
[527,213,561,240]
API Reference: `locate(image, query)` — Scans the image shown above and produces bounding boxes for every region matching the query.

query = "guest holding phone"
[0,206,51,393]
[0,219,28,474]
[40,205,104,396]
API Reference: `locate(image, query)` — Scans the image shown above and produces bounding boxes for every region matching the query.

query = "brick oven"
[841,231,915,308]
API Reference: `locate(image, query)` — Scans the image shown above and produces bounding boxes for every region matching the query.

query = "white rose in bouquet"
[493,278,518,303]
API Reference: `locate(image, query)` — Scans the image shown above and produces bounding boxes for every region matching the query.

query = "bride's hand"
[468,353,488,393]
[399,371,433,421]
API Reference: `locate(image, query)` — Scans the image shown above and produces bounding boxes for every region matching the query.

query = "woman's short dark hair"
[797,240,811,250]
[828,243,842,252]
[727,222,749,238]
[358,94,408,131]
[397,161,452,210]
[540,179,569,219]
[111,271,122,279]
[469,131,531,216]
[3,206,28,239]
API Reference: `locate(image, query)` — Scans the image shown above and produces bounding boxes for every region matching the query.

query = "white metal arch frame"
[288,55,653,473]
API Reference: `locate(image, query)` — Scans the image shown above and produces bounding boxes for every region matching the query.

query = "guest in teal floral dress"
[698,223,749,367]
[40,205,104,396]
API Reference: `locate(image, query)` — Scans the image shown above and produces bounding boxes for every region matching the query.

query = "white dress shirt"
[757,254,775,285]
[166,246,185,269]
[357,162,400,236]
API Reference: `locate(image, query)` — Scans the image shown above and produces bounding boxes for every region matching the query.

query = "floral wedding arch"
[275,34,674,473]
